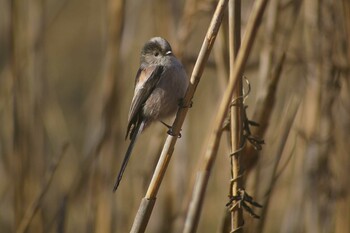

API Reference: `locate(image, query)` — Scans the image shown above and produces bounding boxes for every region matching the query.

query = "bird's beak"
[165,51,172,55]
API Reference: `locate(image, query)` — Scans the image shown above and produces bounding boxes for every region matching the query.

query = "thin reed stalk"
[93,1,127,231]
[183,0,269,232]
[11,1,46,231]
[16,144,68,233]
[213,26,229,92]
[244,0,302,173]
[258,97,300,232]
[68,0,126,197]
[130,0,230,232]
[228,0,244,232]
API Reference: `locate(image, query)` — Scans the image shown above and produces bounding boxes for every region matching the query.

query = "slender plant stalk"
[11,1,46,231]
[228,0,244,232]
[244,0,302,173]
[183,0,269,232]
[130,0,230,232]
[304,1,336,232]
[213,26,229,92]
[145,0,229,200]
[258,96,300,232]
[344,0,350,60]
[67,0,126,197]
[15,144,68,233]
[176,0,198,60]
[258,0,279,91]
[93,0,126,232]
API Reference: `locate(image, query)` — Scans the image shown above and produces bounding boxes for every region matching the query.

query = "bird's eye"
[154,52,159,57]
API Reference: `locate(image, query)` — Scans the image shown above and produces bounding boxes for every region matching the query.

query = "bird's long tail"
[113,121,144,192]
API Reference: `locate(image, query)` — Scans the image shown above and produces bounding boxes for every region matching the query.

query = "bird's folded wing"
[125,65,164,139]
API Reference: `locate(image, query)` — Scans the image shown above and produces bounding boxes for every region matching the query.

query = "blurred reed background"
[0,0,349,232]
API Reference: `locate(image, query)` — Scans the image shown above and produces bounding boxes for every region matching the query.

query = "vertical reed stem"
[130,0,230,232]
[229,0,244,231]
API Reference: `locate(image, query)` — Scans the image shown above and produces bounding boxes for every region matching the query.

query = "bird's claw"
[167,128,181,138]
[179,98,193,109]
[161,121,181,138]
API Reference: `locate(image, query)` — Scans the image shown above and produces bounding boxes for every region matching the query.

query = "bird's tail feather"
[113,121,144,192]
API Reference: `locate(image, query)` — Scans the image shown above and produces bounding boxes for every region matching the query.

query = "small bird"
[113,37,189,192]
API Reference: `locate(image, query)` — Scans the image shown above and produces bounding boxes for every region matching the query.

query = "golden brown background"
[0,0,349,232]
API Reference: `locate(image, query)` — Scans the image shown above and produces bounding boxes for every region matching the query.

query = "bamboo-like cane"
[183,0,269,232]
[130,0,230,232]
[228,0,244,232]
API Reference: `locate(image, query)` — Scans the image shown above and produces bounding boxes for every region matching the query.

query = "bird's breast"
[142,65,188,120]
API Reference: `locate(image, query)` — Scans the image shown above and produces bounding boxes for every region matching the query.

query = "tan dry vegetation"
[0,0,349,233]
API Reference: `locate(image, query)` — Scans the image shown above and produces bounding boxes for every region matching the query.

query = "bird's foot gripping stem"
[160,121,181,138]
[178,98,193,109]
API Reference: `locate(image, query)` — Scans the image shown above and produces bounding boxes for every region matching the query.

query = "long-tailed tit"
[113,37,189,192]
